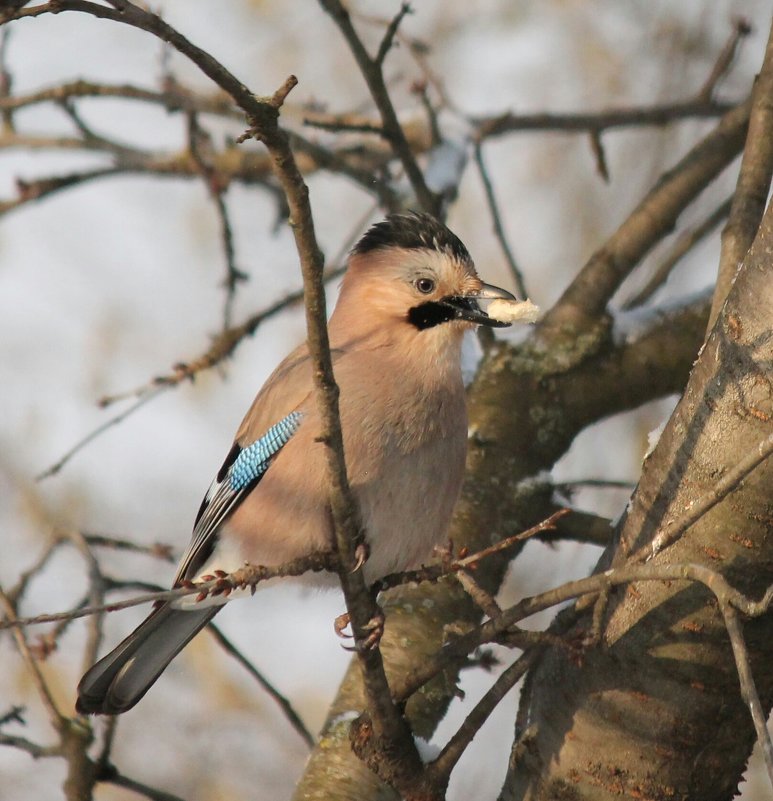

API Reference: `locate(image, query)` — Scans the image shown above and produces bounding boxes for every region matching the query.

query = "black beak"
[440,282,517,328]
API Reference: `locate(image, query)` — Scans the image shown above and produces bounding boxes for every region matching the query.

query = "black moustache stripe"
[408,301,457,330]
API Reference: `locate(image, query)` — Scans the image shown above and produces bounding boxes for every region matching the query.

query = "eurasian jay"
[76,211,522,715]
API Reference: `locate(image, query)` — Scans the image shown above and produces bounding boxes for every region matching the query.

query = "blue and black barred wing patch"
[173,411,304,584]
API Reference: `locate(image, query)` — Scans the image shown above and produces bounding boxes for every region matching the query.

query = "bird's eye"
[415,277,436,294]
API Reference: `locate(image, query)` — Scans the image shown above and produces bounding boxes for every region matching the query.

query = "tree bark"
[507,198,773,801]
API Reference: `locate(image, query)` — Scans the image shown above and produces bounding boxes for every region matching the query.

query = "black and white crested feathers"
[352,211,473,266]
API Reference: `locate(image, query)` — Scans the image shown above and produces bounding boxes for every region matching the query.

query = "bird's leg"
[333,542,374,643]
[333,541,370,638]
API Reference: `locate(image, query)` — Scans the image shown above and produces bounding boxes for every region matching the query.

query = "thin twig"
[588,130,609,182]
[0,27,13,131]
[0,587,65,730]
[319,0,440,215]
[65,529,109,669]
[82,533,175,562]
[631,428,773,563]
[473,99,736,141]
[720,603,773,788]
[36,386,164,480]
[696,17,752,102]
[95,716,118,777]
[0,554,338,631]
[0,706,25,727]
[302,112,385,136]
[472,141,527,298]
[623,196,732,309]
[1,166,128,219]
[37,265,347,479]
[376,510,569,593]
[8,534,67,603]
[0,77,240,117]
[187,111,246,330]
[98,279,344,406]
[305,99,737,143]
[455,570,502,620]
[427,650,538,783]
[0,733,59,759]
[208,623,315,749]
[58,98,136,158]
[101,769,189,801]
[414,81,442,147]
[374,2,411,67]
[350,8,460,114]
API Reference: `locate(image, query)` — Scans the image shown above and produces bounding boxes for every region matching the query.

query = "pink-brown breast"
[219,335,468,582]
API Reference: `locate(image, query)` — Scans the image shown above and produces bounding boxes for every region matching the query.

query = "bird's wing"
[173,338,352,585]
[173,410,304,585]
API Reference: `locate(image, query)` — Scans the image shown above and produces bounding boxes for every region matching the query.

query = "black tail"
[76,603,219,714]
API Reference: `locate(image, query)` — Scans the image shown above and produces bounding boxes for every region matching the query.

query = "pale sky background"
[1,1,772,799]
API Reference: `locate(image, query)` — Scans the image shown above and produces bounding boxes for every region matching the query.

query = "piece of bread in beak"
[487,298,541,324]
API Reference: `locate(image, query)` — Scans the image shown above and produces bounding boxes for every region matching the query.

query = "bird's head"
[338,212,515,337]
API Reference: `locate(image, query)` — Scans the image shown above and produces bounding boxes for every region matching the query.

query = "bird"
[76,211,518,715]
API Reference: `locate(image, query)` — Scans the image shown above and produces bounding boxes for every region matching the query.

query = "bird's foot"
[360,607,385,650]
[333,606,385,650]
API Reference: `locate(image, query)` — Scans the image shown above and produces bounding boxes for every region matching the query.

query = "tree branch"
[631,427,773,563]
[473,140,528,298]
[541,98,750,338]
[208,623,315,749]
[623,196,731,309]
[239,76,432,797]
[710,20,773,328]
[473,99,736,141]
[0,553,338,632]
[515,135,773,798]
[186,112,246,330]
[0,588,65,730]
[318,0,440,215]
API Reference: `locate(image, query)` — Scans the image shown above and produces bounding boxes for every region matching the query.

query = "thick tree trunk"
[507,199,773,801]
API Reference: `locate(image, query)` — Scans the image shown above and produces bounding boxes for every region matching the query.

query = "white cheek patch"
[487,298,541,325]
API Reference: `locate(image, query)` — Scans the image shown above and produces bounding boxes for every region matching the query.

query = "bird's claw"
[351,542,369,573]
[360,608,385,650]
[334,607,385,650]
[334,612,352,639]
